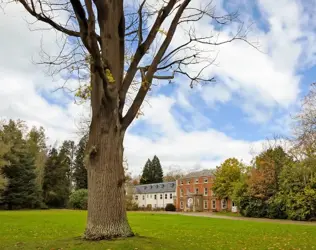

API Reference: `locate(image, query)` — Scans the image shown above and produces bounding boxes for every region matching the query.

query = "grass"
[0,210,316,250]
[212,211,242,217]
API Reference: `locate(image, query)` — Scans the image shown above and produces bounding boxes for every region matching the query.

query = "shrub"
[69,189,88,210]
[239,196,267,218]
[285,189,316,221]
[165,203,176,211]
[153,207,164,211]
[266,196,287,219]
[126,196,139,211]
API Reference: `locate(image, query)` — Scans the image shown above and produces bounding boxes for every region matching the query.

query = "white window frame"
[142,195,145,200]
[204,178,208,183]
[195,178,199,183]
[160,194,163,200]
[221,199,227,209]
[165,193,167,199]
[180,180,183,185]
[154,194,157,200]
[195,188,199,194]
[204,187,208,196]
[135,195,138,200]
[170,193,173,199]
[204,200,208,209]
[180,201,184,209]
[180,189,183,197]
[212,199,216,209]
[188,180,191,184]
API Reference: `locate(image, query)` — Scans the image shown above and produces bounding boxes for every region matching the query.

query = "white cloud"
[159,0,313,123]
[125,94,264,174]
[0,4,86,145]
[201,84,232,106]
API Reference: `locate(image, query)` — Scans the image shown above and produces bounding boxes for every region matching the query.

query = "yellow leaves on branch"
[157,29,168,36]
[105,69,115,84]
[75,84,92,100]
[124,54,134,63]
[136,110,144,119]
[141,79,150,90]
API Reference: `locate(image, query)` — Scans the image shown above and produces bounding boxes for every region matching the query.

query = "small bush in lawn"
[126,196,139,211]
[69,189,88,210]
[165,203,176,211]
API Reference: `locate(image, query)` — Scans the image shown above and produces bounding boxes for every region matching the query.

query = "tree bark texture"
[84,91,133,239]
[84,0,133,239]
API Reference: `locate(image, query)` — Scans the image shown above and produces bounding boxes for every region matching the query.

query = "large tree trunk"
[84,120,133,240]
[84,72,133,240]
[83,0,132,239]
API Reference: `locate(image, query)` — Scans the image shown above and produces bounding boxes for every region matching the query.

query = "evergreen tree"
[43,145,71,208]
[26,126,47,194]
[73,135,88,190]
[0,120,41,209]
[140,156,163,184]
[43,148,60,207]
[0,140,10,198]
[151,155,163,183]
[140,159,152,184]
[58,140,75,193]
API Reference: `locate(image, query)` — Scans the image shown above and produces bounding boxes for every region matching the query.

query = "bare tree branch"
[119,0,178,116]
[18,0,80,37]
[122,0,191,130]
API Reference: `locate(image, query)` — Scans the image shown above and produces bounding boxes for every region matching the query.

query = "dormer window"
[195,178,199,183]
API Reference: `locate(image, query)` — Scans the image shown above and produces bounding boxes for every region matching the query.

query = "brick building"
[176,170,235,212]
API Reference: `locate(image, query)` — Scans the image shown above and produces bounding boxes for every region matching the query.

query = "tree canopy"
[212,158,244,199]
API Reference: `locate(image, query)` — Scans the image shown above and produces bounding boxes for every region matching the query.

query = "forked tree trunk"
[84,76,133,240]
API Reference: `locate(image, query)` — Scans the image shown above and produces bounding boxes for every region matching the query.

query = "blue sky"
[0,0,316,174]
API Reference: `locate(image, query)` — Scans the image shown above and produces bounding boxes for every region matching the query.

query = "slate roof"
[182,169,214,179]
[135,181,176,194]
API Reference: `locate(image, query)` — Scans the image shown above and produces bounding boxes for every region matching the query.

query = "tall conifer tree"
[73,135,88,190]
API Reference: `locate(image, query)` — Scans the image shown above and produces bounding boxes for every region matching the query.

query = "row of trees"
[213,145,316,221]
[212,85,316,221]
[0,120,88,209]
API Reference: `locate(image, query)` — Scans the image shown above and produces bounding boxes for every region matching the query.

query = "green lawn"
[212,211,242,217]
[0,210,316,250]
